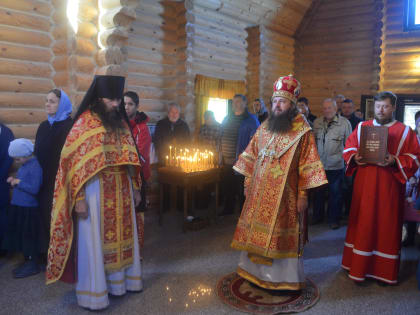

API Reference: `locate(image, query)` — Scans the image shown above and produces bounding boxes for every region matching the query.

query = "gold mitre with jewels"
[272,74,301,104]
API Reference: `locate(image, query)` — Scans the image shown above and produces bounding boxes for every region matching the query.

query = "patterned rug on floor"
[216,273,320,314]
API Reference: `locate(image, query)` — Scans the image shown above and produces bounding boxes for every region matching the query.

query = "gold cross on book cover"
[359,125,388,164]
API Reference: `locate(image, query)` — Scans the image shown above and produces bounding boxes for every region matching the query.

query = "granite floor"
[1,210,420,315]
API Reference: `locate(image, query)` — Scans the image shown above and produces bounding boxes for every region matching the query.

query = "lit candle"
[169,146,172,166]
[166,155,169,166]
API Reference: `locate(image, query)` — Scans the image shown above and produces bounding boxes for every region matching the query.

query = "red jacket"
[129,112,152,181]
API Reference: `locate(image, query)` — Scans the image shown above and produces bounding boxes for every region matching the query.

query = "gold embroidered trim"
[237,267,306,291]
[76,290,108,297]
[248,253,273,266]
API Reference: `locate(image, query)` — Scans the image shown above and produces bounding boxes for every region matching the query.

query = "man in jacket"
[154,103,190,165]
[153,103,190,211]
[313,98,352,229]
[219,94,259,215]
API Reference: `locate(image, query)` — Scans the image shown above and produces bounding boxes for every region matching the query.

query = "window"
[207,98,228,123]
[405,0,420,31]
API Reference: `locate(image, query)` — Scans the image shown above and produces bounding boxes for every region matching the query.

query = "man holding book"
[342,91,420,285]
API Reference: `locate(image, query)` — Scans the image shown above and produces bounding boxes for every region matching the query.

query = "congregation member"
[198,110,222,150]
[124,91,151,252]
[3,139,42,278]
[0,122,14,255]
[403,115,420,247]
[342,91,420,285]
[153,103,190,211]
[334,94,346,113]
[313,98,352,229]
[46,75,143,310]
[354,109,364,120]
[341,98,363,217]
[297,97,317,125]
[341,99,363,131]
[219,94,259,216]
[153,103,190,165]
[124,91,152,213]
[231,75,327,290]
[253,98,268,123]
[35,89,73,252]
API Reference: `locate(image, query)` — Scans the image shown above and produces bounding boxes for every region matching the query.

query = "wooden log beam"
[188,4,249,31]
[0,108,45,124]
[191,24,247,49]
[53,71,69,88]
[75,38,96,56]
[129,22,178,44]
[0,75,53,93]
[0,42,52,62]
[127,33,178,55]
[0,0,51,16]
[191,47,247,68]
[125,85,177,100]
[127,73,177,89]
[124,60,177,76]
[0,92,46,108]
[8,124,39,139]
[0,25,51,47]
[0,58,53,78]
[0,7,50,32]
[126,47,177,66]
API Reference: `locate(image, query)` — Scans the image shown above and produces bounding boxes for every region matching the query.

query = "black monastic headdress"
[72,75,128,124]
[71,75,144,162]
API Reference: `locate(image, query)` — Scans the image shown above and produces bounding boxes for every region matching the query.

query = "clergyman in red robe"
[342,91,420,285]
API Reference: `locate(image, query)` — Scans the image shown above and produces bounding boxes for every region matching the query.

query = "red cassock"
[342,119,420,284]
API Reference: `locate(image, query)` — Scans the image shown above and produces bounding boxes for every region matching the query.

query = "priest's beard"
[267,106,299,133]
[91,99,125,132]
[374,114,393,125]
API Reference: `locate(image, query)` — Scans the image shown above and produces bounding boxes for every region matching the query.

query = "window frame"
[404,0,420,31]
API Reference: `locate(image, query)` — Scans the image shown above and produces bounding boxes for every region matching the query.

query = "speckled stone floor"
[1,210,420,315]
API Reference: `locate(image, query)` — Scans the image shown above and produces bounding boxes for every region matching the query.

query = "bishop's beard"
[91,99,125,132]
[267,106,299,133]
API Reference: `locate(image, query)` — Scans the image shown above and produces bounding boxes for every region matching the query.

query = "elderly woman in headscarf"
[34,89,72,252]
[403,116,420,247]
[252,98,268,124]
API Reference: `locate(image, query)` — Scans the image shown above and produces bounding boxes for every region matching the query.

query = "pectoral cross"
[270,165,284,179]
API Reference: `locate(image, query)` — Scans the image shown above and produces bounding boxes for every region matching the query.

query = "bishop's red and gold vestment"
[231,114,327,290]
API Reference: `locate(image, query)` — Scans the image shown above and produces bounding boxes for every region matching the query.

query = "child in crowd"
[2,139,43,278]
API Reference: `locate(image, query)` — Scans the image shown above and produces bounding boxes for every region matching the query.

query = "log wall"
[123,0,185,124]
[260,26,295,103]
[379,0,420,93]
[0,0,54,138]
[295,0,383,115]
[246,25,296,105]
[0,0,315,137]
[246,26,261,104]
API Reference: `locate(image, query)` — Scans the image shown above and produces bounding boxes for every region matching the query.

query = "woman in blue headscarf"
[34,89,72,254]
